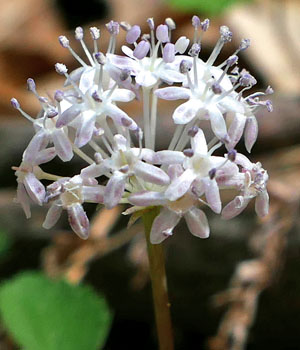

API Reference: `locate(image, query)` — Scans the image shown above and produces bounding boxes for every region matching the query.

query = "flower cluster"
[12,16,272,243]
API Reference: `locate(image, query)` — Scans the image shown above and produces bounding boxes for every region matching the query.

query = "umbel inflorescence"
[12,16,272,243]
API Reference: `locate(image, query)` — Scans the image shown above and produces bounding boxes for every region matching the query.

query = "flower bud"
[175,36,189,54]
[163,43,175,63]
[126,25,141,44]
[165,17,176,30]
[156,24,169,43]
[133,40,150,59]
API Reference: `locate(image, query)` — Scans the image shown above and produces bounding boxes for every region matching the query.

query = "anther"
[188,43,201,57]
[187,126,199,137]
[183,148,194,157]
[55,63,68,75]
[209,168,217,179]
[179,60,192,73]
[227,149,237,162]
[220,25,232,43]
[90,27,100,40]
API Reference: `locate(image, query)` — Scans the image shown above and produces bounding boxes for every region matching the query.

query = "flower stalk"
[143,207,174,350]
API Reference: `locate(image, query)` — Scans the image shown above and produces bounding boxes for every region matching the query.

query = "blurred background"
[0,0,299,349]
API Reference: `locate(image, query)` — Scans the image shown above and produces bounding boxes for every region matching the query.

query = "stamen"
[11,98,35,122]
[58,35,88,67]
[74,27,95,66]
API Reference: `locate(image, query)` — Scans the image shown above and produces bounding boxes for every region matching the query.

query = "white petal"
[23,173,45,206]
[74,111,96,148]
[164,169,196,201]
[202,178,221,214]
[167,164,184,181]
[35,147,56,165]
[79,66,96,94]
[227,112,246,150]
[208,105,227,140]
[56,105,81,127]
[104,172,126,209]
[154,150,185,165]
[17,183,31,218]
[159,69,185,84]
[235,153,253,170]
[52,128,73,162]
[105,104,138,131]
[191,129,208,155]
[173,100,201,125]
[67,203,90,239]
[23,130,49,164]
[255,191,269,217]
[82,185,105,203]
[43,202,62,229]
[222,196,250,220]
[244,116,258,153]
[150,209,180,244]
[64,67,85,86]
[128,191,166,206]
[184,207,209,238]
[133,161,170,186]
[121,45,135,59]
[135,70,157,87]
[218,96,244,114]
[155,87,190,101]
[110,89,135,102]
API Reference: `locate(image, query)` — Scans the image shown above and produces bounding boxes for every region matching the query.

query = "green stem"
[142,208,174,350]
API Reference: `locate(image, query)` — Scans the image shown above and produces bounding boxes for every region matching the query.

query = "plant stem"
[142,208,174,350]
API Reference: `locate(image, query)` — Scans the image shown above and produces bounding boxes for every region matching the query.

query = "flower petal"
[165,168,196,201]
[82,185,105,203]
[154,150,185,165]
[74,111,96,148]
[208,105,227,140]
[35,147,56,165]
[56,105,81,128]
[133,161,170,186]
[184,207,209,238]
[105,104,138,131]
[221,195,250,220]
[135,70,158,87]
[202,178,221,214]
[244,116,258,153]
[104,172,126,209]
[67,203,90,239]
[226,112,246,150]
[155,87,190,101]
[128,191,166,206]
[191,128,208,155]
[43,201,62,229]
[23,130,49,164]
[173,100,201,125]
[150,208,180,244]
[52,128,73,162]
[255,191,269,217]
[23,173,45,206]
[17,183,31,218]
